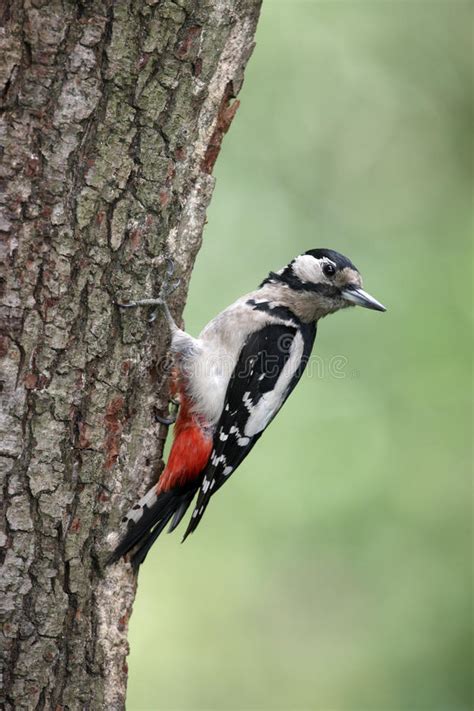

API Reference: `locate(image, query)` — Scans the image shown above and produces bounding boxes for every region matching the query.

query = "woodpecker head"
[261,248,386,319]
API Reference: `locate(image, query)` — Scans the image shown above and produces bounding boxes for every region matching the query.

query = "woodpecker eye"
[322,262,336,277]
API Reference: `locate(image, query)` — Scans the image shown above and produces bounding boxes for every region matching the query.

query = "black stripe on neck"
[246,299,302,326]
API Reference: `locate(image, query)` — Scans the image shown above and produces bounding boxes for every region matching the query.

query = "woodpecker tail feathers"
[107,484,196,570]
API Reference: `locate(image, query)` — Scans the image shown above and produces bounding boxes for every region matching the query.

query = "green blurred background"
[127,2,472,709]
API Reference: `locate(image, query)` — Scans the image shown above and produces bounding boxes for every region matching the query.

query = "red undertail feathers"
[108,394,212,568]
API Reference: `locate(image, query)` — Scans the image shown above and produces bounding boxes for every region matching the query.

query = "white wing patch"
[244,330,305,437]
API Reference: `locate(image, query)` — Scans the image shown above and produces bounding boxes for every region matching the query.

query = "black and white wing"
[182,319,316,539]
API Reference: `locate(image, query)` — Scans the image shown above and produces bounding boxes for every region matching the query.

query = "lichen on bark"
[0,0,261,707]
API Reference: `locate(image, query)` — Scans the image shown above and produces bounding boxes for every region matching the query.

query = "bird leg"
[155,398,180,426]
[116,258,181,332]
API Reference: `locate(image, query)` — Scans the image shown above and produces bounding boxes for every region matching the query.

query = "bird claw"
[159,259,180,300]
[148,304,163,323]
[155,413,176,426]
[155,399,179,426]
[115,259,180,314]
[165,257,175,280]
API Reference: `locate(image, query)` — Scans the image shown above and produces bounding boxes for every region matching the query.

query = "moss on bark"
[0,0,261,707]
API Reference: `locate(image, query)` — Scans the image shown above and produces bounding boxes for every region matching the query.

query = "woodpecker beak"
[342,286,386,312]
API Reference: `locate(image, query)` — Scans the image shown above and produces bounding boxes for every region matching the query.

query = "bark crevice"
[0,0,261,707]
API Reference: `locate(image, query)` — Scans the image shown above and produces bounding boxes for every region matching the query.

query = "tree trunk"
[0,0,261,707]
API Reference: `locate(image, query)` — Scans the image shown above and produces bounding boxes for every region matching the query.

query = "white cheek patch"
[292,254,337,285]
[292,255,324,283]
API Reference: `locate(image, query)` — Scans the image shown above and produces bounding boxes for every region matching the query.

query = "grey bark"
[0,0,261,708]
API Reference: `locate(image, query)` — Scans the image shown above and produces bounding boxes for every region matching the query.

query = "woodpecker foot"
[155,398,179,426]
[155,413,176,426]
[115,259,181,327]
[116,297,165,309]
[161,257,181,298]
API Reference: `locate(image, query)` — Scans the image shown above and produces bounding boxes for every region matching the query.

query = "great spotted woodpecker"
[109,249,386,568]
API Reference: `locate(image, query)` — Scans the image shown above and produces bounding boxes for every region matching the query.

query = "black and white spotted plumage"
[182,316,316,539]
[110,248,386,566]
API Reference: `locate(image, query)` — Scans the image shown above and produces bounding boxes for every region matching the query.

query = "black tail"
[107,485,196,570]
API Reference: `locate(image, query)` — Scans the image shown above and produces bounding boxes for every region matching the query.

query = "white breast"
[177,295,276,427]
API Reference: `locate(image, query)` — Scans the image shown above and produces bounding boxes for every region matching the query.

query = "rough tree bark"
[0,0,261,707]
